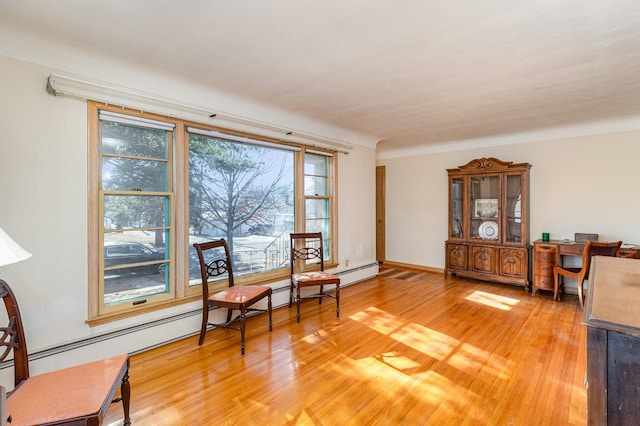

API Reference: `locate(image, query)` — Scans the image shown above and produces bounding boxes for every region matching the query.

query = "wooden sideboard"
[583,256,640,425]
[531,239,640,296]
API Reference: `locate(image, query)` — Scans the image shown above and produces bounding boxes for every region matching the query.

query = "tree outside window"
[188,133,295,283]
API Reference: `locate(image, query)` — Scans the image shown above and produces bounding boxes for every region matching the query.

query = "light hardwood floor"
[104,268,587,425]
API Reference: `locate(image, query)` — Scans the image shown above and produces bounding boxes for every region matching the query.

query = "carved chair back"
[0,279,30,387]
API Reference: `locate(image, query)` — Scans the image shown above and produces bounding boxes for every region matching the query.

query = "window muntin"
[99,113,174,314]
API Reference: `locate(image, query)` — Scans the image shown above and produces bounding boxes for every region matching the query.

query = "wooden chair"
[193,239,272,355]
[289,232,340,323]
[553,240,621,307]
[0,279,130,425]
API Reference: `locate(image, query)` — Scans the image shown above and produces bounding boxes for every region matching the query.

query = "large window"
[88,103,337,320]
[97,111,174,316]
[187,128,296,284]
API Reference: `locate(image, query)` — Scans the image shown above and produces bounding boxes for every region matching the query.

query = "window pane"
[306,218,329,236]
[102,121,168,159]
[102,157,168,192]
[104,195,170,229]
[103,232,170,306]
[188,134,294,279]
[304,154,328,176]
[306,198,328,219]
[305,176,327,196]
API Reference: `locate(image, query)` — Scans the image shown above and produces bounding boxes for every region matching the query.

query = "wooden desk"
[531,239,640,296]
[583,256,640,425]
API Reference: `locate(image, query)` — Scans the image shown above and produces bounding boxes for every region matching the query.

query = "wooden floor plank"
[104,269,587,425]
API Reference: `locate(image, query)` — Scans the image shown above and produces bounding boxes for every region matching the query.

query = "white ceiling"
[3,1,640,155]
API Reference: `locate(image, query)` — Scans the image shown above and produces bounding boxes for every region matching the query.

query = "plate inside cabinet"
[479,221,498,240]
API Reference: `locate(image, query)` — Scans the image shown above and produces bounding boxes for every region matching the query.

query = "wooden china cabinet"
[445,158,532,288]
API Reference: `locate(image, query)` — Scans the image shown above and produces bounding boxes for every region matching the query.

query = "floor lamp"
[0,226,31,426]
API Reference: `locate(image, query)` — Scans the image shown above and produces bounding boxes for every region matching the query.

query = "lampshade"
[0,226,31,267]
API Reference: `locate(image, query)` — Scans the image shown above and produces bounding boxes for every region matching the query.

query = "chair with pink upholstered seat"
[193,239,272,355]
[0,279,131,425]
[289,232,340,323]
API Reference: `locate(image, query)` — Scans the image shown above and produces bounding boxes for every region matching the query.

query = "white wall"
[378,131,640,288]
[0,55,377,387]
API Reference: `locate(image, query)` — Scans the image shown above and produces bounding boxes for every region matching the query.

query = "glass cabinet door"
[469,175,499,241]
[504,174,522,243]
[450,177,464,238]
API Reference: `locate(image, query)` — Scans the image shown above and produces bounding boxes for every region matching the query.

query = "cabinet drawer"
[534,244,558,262]
[446,244,467,270]
[471,246,497,274]
[617,249,639,259]
[500,248,527,278]
[534,273,554,290]
[534,261,555,276]
[534,243,558,291]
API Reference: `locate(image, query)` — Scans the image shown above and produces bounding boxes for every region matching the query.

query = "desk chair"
[553,240,621,307]
[193,239,272,355]
[0,279,130,425]
[289,232,340,323]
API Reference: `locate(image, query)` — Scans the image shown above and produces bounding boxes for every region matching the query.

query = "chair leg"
[553,272,560,301]
[319,285,324,304]
[288,280,294,308]
[121,365,131,426]
[335,283,340,318]
[268,293,273,331]
[239,308,247,355]
[296,286,301,323]
[578,280,584,308]
[198,305,209,345]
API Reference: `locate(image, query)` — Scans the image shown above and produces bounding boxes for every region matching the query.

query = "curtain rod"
[46,73,352,154]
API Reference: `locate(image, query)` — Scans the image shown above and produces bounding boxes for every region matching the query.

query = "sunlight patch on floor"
[335,354,485,419]
[350,307,458,360]
[349,306,512,381]
[301,328,330,344]
[448,342,513,380]
[350,306,405,335]
[337,353,464,405]
[392,322,457,361]
[465,290,519,310]
[412,370,487,420]
[378,351,421,371]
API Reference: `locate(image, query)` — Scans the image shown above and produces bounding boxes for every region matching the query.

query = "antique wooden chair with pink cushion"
[193,239,272,355]
[0,279,130,425]
[553,240,621,307]
[289,232,340,323]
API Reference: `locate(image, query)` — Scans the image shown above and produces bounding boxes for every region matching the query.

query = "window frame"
[303,150,336,260]
[88,102,338,323]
